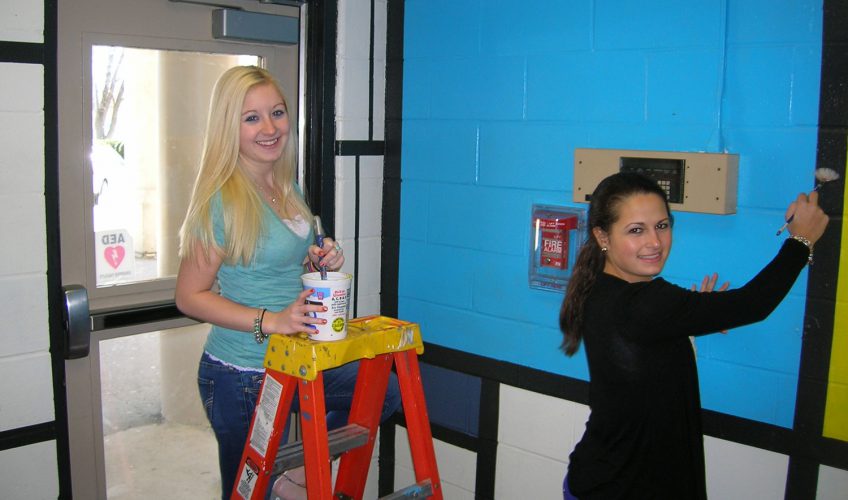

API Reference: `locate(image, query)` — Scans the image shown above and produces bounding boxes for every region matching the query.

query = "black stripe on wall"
[354,155,360,317]
[331,0,383,321]
[0,41,42,64]
[786,0,848,496]
[304,0,338,236]
[381,0,403,319]
[474,378,499,500]
[335,139,385,156]
[0,422,56,452]
[392,418,486,454]
[413,344,848,498]
[0,3,70,496]
[378,420,396,497]
[44,0,72,495]
[368,0,376,140]
[378,0,403,492]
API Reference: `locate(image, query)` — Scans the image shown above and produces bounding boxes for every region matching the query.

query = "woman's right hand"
[786,191,829,245]
[263,288,328,335]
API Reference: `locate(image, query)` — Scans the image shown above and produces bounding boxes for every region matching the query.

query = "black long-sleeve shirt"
[567,238,810,499]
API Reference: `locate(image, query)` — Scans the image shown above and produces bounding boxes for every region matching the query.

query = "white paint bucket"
[300,272,352,341]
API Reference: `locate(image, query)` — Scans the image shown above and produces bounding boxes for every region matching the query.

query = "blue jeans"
[198,351,401,499]
[563,474,579,500]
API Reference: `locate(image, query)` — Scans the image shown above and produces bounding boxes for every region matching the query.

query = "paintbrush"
[775,167,840,236]
[313,216,328,279]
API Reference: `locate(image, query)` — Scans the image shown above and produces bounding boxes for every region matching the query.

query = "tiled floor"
[101,327,221,498]
[104,421,220,499]
[98,329,381,499]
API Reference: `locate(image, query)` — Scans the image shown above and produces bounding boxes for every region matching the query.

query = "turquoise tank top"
[203,193,312,368]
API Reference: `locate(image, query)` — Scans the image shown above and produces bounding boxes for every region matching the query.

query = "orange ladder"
[231,316,443,500]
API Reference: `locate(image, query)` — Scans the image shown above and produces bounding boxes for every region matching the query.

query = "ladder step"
[379,479,433,499]
[272,423,370,475]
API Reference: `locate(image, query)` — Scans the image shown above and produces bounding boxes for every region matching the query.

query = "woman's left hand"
[308,237,345,271]
[692,272,730,334]
[693,272,729,294]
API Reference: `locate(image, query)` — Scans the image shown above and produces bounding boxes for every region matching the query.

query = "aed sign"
[95,229,135,283]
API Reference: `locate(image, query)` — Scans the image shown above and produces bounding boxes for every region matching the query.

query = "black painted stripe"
[422,342,848,468]
[431,421,480,452]
[335,139,385,156]
[420,343,589,404]
[354,155,360,318]
[393,416,480,451]
[0,41,42,64]
[305,0,338,236]
[786,0,848,496]
[379,1,404,492]
[368,0,375,140]
[378,420,397,497]
[0,422,56,451]
[474,379,499,499]
[381,0,403,319]
[43,0,70,495]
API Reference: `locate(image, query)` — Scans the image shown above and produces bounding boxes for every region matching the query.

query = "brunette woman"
[560,172,828,499]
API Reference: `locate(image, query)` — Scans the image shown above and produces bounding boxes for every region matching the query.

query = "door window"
[90,46,260,288]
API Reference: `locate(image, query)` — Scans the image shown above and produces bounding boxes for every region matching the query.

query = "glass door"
[57,1,303,497]
[90,47,261,290]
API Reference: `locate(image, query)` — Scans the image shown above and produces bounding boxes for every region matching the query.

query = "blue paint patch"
[400,1,823,428]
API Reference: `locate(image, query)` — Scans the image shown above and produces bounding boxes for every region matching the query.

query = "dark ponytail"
[559,237,605,355]
[559,172,672,356]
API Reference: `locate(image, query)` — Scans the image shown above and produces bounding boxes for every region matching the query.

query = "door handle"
[63,284,91,359]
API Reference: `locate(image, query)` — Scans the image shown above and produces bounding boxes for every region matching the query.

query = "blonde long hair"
[179,66,312,265]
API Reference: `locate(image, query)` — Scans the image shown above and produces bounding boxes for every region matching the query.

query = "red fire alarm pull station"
[529,205,586,291]
[538,215,578,270]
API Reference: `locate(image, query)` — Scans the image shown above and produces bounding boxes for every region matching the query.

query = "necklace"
[253,178,279,204]
[254,180,284,217]
[257,183,278,205]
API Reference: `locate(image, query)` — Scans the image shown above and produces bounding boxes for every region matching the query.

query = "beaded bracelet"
[253,308,268,344]
[790,235,814,265]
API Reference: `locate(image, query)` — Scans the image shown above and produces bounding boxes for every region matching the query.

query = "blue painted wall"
[399,0,823,428]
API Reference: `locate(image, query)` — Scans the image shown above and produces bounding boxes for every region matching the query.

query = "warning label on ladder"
[236,457,260,499]
[250,376,283,456]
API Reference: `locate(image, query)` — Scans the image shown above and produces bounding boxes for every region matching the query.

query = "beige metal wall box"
[573,148,739,214]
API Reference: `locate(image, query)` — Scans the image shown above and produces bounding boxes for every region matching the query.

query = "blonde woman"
[176,66,400,499]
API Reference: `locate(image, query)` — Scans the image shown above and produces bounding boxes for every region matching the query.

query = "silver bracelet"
[253,308,268,344]
[789,235,814,265]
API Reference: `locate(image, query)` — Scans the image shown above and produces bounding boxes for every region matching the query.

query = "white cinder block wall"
[495,386,588,498]
[335,1,388,497]
[393,382,848,499]
[494,387,799,499]
[0,1,59,499]
[335,1,496,496]
[335,0,386,318]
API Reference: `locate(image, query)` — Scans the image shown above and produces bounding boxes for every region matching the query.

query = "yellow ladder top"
[263,315,424,381]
